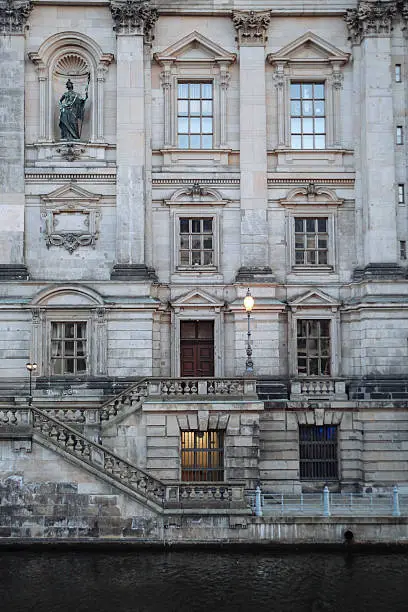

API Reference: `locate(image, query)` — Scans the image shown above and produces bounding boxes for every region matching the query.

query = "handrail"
[31,406,166,507]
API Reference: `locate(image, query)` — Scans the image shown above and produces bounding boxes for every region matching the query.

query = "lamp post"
[243,288,254,374]
[26,362,37,406]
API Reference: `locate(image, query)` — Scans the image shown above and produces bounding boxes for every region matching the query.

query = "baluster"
[183,381,190,394]
[104,456,114,472]
[66,435,75,449]
[10,411,18,424]
[50,426,59,438]
[208,381,215,394]
[191,382,197,394]
[74,439,83,452]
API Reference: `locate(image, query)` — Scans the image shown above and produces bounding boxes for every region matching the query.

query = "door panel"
[180,321,214,377]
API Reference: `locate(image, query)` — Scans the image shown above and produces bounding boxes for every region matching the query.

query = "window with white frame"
[178,217,214,268]
[297,319,331,376]
[294,217,329,265]
[290,83,325,149]
[177,82,213,149]
[50,321,87,375]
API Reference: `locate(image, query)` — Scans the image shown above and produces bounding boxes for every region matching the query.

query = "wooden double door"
[180,320,214,377]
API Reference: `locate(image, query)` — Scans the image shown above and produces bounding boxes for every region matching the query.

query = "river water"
[0,549,407,612]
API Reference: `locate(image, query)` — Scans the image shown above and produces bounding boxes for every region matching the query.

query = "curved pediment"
[279,184,343,207]
[31,284,104,307]
[165,184,227,206]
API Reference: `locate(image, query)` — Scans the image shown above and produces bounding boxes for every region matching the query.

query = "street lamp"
[26,362,37,405]
[243,288,254,374]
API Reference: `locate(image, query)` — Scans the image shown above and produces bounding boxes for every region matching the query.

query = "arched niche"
[29,32,114,144]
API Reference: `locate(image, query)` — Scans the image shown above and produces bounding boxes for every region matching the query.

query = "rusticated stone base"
[110,264,158,281]
[0,264,29,281]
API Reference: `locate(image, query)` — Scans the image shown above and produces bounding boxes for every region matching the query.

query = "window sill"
[292,265,334,273]
[176,266,218,273]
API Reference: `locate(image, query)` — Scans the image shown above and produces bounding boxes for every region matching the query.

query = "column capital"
[0,0,32,35]
[345,1,398,44]
[109,0,158,42]
[232,10,272,47]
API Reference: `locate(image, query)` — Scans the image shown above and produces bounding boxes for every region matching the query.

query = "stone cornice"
[109,0,158,41]
[232,10,272,46]
[0,0,32,34]
[345,1,398,43]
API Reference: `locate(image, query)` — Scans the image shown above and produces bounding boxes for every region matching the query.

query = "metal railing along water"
[247,486,408,517]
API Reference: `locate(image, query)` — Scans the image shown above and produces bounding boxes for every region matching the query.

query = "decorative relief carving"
[110,0,158,41]
[40,184,101,254]
[232,10,272,46]
[0,0,32,34]
[56,143,86,162]
[345,1,398,43]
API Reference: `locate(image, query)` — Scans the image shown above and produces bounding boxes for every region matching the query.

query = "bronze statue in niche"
[59,75,89,140]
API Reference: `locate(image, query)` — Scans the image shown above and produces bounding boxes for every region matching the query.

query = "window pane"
[191,251,201,265]
[317,218,327,232]
[190,100,200,116]
[291,101,301,116]
[314,84,325,99]
[178,135,189,148]
[291,118,301,134]
[178,83,188,98]
[192,238,201,250]
[189,134,200,148]
[302,118,314,133]
[314,100,325,116]
[314,118,325,134]
[202,118,213,134]
[318,237,328,249]
[202,100,212,116]
[180,251,189,265]
[306,219,315,232]
[302,101,313,116]
[190,117,201,133]
[202,83,213,99]
[65,323,74,338]
[302,83,313,99]
[320,320,330,336]
[76,359,86,373]
[303,135,314,149]
[191,219,200,233]
[294,218,304,232]
[203,219,213,232]
[291,83,301,98]
[291,135,302,149]
[180,236,189,249]
[202,135,213,149]
[203,251,213,265]
[318,251,328,265]
[178,100,188,116]
[189,83,200,98]
[314,135,325,149]
[178,117,188,133]
[203,237,213,249]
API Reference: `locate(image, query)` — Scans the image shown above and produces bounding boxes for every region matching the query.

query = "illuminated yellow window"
[181,430,224,482]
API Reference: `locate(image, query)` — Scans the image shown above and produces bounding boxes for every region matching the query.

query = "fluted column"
[0,0,32,281]
[346,1,403,279]
[232,11,274,282]
[110,0,158,281]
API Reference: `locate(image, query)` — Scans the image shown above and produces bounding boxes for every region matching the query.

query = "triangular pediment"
[268,32,349,65]
[289,289,340,309]
[172,289,224,309]
[41,183,101,204]
[155,31,236,64]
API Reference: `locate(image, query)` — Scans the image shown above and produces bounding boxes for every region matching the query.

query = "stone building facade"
[1,0,408,527]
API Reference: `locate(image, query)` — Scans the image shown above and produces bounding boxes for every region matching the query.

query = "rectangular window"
[398,184,405,204]
[181,430,224,481]
[397,126,404,145]
[294,217,329,265]
[395,64,402,82]
[51,321,87,375]
[297,319,331,376]
[290,82,325,150]
[400,240,407,260]
[179,217,214,267]
[177,82,213,149]
[299,425,338,480]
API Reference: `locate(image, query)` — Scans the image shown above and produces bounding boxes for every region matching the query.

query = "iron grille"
[299,425,338,480]
[181,430,224,482]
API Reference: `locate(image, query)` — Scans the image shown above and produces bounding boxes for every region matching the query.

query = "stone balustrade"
[32,407,166,508]
[290,379,347,400]
[0,408,31,427]
[165,482,246,508]
[148,377,257,398]
[100,380,148,421]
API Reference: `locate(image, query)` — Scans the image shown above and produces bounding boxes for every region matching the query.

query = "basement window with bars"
[181,430,224,481]
[299,425,338,480]
[51,321,87,375]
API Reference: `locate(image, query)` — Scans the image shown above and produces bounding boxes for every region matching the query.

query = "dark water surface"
[1,549,408,612]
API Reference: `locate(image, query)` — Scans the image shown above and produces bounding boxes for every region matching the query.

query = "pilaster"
[109,0,158,281]
[346,1,403,279]
[232,10,274,282]
[0,0,32,281]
